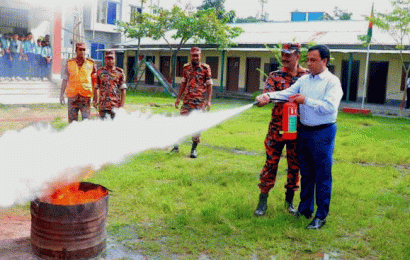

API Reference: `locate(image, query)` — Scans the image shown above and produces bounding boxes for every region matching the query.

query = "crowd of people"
[0,32,52,82]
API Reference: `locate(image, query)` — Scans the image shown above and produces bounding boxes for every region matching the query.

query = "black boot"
[254,193,268,216]
[190,142,198,158]
[171,145,179,153]
[285,189,295,214]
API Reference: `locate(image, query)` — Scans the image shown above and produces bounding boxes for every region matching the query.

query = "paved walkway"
[339,101,410,118]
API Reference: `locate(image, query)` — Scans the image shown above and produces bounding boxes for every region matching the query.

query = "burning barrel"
[30,182,109,260]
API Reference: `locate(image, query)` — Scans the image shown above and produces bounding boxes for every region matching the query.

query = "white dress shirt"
[266,69,343,126]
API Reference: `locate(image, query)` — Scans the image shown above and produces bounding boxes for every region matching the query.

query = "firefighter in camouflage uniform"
[172,47,213,158]
[254,43,309,216]
[93,50,127,119]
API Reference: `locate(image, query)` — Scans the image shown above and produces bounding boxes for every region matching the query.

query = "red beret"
[105,50,115,58]
[75,42,86,49]
[190,47,201,54]
[282,43,301,54]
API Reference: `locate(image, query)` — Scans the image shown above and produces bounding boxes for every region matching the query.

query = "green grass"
[3,90,410,259]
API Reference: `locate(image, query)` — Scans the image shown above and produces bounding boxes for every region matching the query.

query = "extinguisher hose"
[253,98,288,106]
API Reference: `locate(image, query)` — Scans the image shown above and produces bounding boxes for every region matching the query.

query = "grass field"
[1,91,409,259]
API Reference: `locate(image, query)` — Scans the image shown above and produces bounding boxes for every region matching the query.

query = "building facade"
[115,20,410,106]
[0,0,143,78]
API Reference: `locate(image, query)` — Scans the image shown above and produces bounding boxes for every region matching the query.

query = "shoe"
[190,141,198,158]
[285,201,296,214]
[294,210,312,219]
[307,217,326,229]
[285,189,295,214]
[254,193,268,216]
[190,149,197,158]
[170,146,179,153]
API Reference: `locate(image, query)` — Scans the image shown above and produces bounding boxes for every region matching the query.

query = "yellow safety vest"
[66,59,94,98]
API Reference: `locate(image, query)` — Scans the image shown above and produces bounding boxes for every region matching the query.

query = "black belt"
[300,123,335,131]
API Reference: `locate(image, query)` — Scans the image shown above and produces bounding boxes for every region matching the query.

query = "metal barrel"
[30,182,109,260]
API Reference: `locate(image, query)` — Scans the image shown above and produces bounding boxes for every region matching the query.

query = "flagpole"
[362,43,370,109]
[362,2,374,109]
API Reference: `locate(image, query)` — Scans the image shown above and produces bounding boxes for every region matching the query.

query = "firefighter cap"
[75,42,86,50]
[105,50,115,58]
[282,43,301,54]
[190,47,201,55]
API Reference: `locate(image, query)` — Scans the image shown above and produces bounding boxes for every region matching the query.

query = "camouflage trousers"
[99,109,115,120]
[67,95,91,123]
[258,133,300,194]
[180,103,207,143]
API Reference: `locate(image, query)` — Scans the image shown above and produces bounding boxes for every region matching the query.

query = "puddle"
[99,237,147,260]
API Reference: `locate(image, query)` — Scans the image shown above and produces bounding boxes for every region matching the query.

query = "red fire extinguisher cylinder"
[280,102,298,140]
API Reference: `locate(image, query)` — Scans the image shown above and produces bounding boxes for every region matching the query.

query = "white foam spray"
[0,104,253,208]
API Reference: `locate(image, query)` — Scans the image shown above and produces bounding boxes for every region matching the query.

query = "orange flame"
[45,183,107,205]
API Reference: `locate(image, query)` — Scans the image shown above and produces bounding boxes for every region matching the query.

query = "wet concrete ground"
[0,236,149,260]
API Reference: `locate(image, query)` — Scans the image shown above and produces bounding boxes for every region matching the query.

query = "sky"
[156,0,393,21]
[19,0,393,21]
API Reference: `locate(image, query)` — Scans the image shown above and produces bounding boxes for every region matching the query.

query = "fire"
[45,182,107,205]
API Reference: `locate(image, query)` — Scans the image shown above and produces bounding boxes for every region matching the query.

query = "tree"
[323,7,352,20]
[235,16,263,23]
[359,0,410,109]
[199,0,225,11]
[116,0,148,85]
[334,7,352,20]
[198,0,236,23]
[118,5,243,88]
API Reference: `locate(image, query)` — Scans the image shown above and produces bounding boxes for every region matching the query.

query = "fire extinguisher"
[254,99,298,140]
[280,101,298,140]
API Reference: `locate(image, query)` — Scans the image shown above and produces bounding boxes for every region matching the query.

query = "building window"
[206,56,219,79]
[176,56,188,77]
[328,65,335,74]
[130,5,142,21]
[263,61,279,81]
[91,43,105,60]
[97,0,120,25]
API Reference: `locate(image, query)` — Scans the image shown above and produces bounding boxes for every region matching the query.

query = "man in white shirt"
[255,45,343,229]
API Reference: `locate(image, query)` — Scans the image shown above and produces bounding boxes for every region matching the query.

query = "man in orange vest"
[60,42,97,123]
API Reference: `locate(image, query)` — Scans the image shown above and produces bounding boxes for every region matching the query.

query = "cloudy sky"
[156,0,392,21]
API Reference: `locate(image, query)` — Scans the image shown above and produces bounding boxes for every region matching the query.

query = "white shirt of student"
[266,69,343,127]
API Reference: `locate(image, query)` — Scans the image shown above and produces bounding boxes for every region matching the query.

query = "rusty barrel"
[30,182,109,260]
